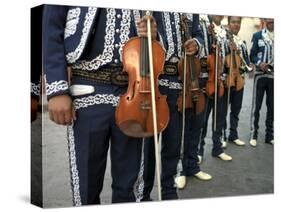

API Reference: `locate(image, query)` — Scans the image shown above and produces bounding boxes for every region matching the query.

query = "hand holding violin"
[229,41,238,51]
[259,62,270,72]
[184,39,199,55]
[136,16,157,40]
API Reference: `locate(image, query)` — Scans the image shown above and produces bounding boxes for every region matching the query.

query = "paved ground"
[31,75,273,208]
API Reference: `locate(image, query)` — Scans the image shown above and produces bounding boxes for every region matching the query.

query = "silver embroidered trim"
[66,7,97,63]
[72,8,116,71]
[174,13,182,57]
[133,10,140,36]
[64,8,81,39]
[158,79,182,90]
[175,159,183,179]
[67,124,82,206]
[263,42,268,63]
[250,74,274,139]
[164,12,175,61]
[45,80,68,96]
[200,15,210,58]
[31,82,40,96]
[133,139,145,202]
[73,94,120,109]
[118,9,131,62]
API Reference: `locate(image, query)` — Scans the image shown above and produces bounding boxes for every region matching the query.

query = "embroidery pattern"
[67,124,82,206]
[31,82,40,96]
[45,80,68,96]
[66,7,97,63]
[73,94,120,109]
[72,8,116,70]
[164,12,175,61]
[64,8,81,39]
[118,9,131,61]
[174,13,182,57]
[158,79,182,90]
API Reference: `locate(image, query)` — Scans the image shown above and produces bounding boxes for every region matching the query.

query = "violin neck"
[140,37,150,77]
[231,49,237,69]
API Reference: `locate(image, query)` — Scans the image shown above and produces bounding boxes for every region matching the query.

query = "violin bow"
[146,11,162,201]
[226,30,235,123]
[174,14,188,185]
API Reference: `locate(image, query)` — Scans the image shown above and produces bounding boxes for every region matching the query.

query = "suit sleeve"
[153,12,167,51]
[31,5,44,100]
[242,40,250,65]
[250,32,261,66]
[43,5,69,100]
[191,14,204,56]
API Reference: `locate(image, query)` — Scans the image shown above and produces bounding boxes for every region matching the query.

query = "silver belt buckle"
[70,85,95,96]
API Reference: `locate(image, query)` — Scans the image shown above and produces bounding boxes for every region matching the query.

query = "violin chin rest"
[118,120,153,138]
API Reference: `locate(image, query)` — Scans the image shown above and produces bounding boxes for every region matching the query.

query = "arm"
[185,14,204,56]
[43,5,69,99]
[43,5,75,125]
[250,32,261,66]
[31,5,44,122]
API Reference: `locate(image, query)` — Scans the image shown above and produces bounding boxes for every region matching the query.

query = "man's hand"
[229,41,237,52]
[207,24,215,34]
[259,62,269,72]
[184,39,199,55]
[136,16,157,40]
[48,95,76,125]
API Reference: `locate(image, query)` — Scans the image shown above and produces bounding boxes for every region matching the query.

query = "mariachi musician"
[249,18,274,146]
[142,12,212,198]
[43,5,163,205]
[222,16,255,147]
[198,15,233,162]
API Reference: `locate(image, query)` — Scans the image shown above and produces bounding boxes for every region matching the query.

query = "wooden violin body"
[206,51,224,97]
[225,50,244,91]
[176,14,205,115]
[115,37,169,138]
[177,55,205,114]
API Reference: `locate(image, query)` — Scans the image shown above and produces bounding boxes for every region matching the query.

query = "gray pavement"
[31,75,273,208]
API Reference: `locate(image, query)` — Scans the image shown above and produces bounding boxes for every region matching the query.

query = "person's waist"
[72,64,128,86]
[72,63,182,85]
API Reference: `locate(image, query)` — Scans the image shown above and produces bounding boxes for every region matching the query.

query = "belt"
[163,63,178,76]
[72,63,179,86]
[72,65,128,86]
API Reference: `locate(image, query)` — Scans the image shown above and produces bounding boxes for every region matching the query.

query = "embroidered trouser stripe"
[67,124,82,206]
[133,139,145,202]
[250,74,274,140]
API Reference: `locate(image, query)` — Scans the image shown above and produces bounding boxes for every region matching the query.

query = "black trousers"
[198,92,226,157]
[142,85,181,201]
[222,87,244,142]
[68,78,143,205]
[182,109,204,176]
[250,74,274,142]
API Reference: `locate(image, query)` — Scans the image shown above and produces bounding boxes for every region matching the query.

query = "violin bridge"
[140,101,151,110]
[139,90,152,94]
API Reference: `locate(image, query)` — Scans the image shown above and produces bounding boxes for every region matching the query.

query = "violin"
[205,18,224,98]
[177,14,205,115]
[115,12,169,138]
[225,30,244,91]
[205,16,225,131]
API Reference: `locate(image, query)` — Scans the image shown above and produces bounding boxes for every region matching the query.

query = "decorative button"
[115,44,119,48]
[116,29,120,33]
[114,59,119,63]
[117,14,121,19]
[171,21,175,25]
